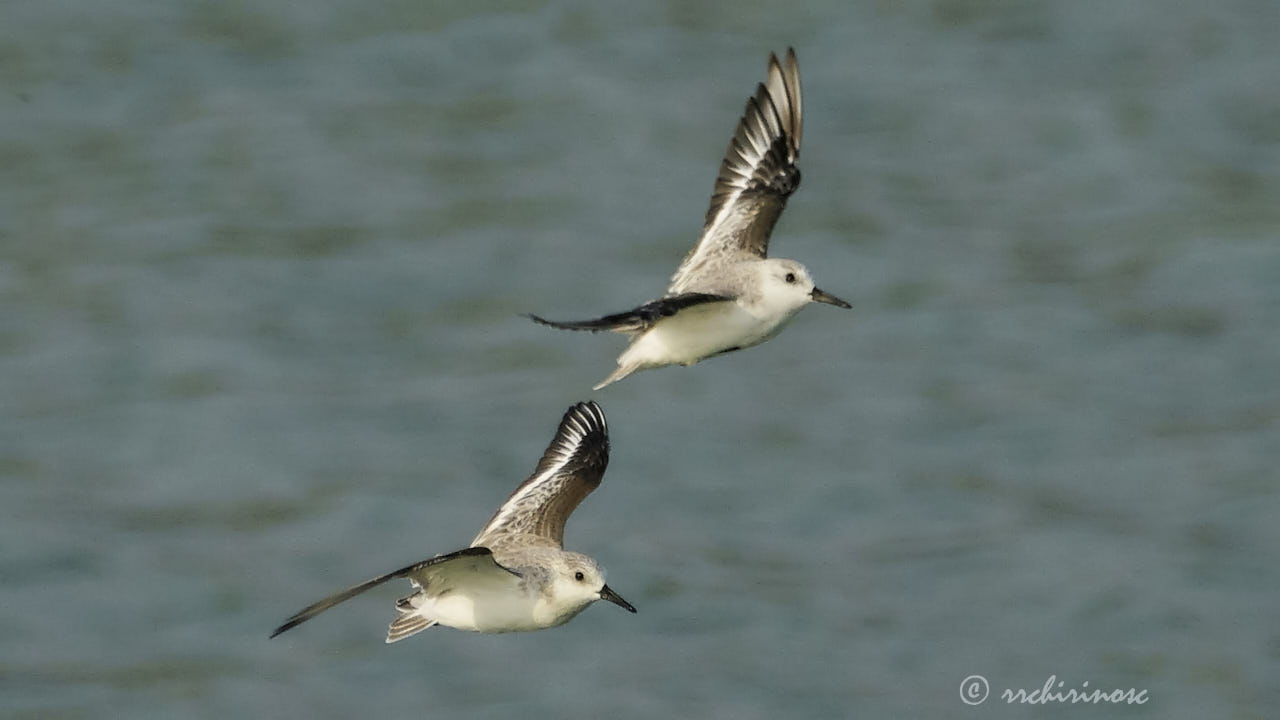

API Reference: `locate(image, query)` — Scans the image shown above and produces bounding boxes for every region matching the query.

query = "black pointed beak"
[810,287,851,308]
[599,584,637,613]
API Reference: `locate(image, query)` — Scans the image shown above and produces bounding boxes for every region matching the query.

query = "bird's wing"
[269,546,514,638]
[471,401,609,549]
[526,292,734,335]
[668,48,803,294]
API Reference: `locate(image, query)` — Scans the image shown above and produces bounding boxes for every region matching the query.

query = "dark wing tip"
[525,310,647,334]
[698,48,804,235]
[525,313,594,331]
[552,401,609,477]
[563,400,608,445]
[780,48,801,152]
[767,47,801,158]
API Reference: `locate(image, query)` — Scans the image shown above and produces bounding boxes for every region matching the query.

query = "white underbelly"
[621,302,779,368]
[425,588,543,633]
[410,565,540,633]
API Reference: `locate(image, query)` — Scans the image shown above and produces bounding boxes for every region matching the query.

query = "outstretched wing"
[269,546,505,638]
[526,292,733,334]
[472,401,609,548]
[668,48,803,294]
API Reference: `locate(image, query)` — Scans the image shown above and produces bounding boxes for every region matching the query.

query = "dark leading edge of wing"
[526,292,732,334]
[471,401,611,547]
[269,547,498,638]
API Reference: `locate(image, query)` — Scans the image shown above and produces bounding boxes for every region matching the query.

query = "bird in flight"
[529,48,850,389]
[270,401,635,643]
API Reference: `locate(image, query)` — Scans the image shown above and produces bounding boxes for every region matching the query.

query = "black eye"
[574,571,585,581]
[784,272,797,284]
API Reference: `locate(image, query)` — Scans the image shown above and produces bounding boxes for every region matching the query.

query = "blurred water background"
[2,1,1278,717]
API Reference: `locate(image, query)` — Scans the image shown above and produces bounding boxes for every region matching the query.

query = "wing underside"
[668,48,803,293]
[472,401,610,548]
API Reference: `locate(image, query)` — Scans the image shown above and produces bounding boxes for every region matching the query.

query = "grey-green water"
[3,1,1277,718]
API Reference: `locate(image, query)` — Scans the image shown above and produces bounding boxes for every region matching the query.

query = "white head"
[544,552,636,624]
[754,258,851,317]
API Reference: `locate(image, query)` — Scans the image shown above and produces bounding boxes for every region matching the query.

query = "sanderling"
[529,48,850,390]
[270,401,635,643]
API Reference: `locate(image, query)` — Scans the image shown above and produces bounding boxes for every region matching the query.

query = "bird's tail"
[386,597,439,643]
[593,361,642,390]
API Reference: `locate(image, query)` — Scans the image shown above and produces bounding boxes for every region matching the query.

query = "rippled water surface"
[3,1,1278,718]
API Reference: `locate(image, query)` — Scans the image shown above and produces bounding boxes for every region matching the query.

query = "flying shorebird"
[529,48,850,390]
[270,401,635,643]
